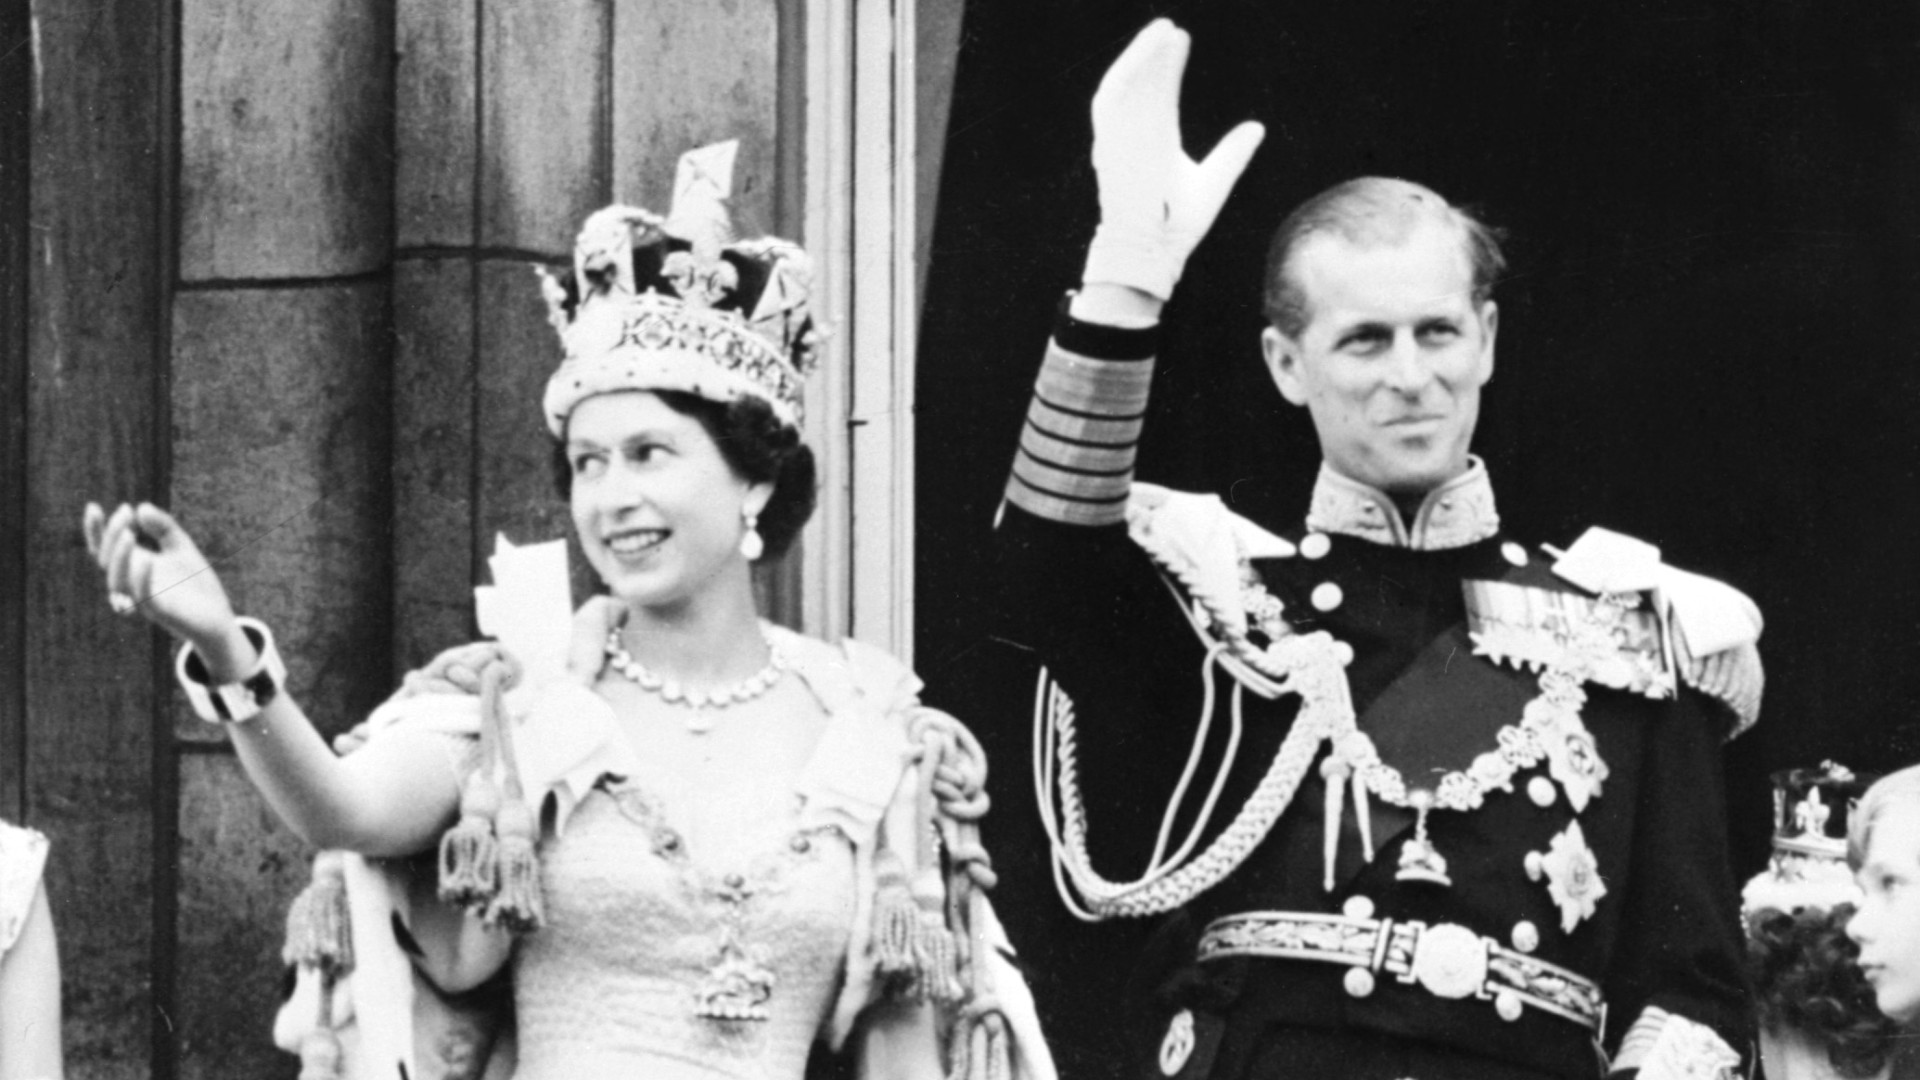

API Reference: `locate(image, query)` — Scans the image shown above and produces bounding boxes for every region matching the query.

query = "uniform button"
[1511,921,1541,953]
[1502,541,1529,568]
[1312,583,1344,611]
[1495,989,1524,1021]
[1342,895,1375,920]
[1344,968,1376,998]
[1528,776,1557,808]
[1159,1009,1195,1076]
[1301,532,1332,560]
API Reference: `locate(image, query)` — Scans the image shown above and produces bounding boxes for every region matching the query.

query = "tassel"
[916,908,964,1004]
[872,848,919,978]
[908,861,961,1003]
[951,1011,1010,1080]
[283,851,353,977]
[438,770,501,910]
[296,1027,344,1080]
[980,1012,1010,1080]
[485,794,544,933]
[481,658,543,934]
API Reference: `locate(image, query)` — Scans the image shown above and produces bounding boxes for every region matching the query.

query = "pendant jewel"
[1395,790,1453,887]
[694,940,778,1021]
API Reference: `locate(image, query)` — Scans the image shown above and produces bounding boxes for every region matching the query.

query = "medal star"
[1540,710,1609,813]
[1540,820,1607,933]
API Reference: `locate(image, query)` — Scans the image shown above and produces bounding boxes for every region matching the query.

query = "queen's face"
[565,391,763,613]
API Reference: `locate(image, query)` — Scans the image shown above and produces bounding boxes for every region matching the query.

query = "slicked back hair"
[1262,177,1507,339]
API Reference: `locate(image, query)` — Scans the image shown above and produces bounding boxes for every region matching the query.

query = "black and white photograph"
[1,1,1916,1078]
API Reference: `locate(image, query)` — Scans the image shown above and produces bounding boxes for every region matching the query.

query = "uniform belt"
[1197,911,1606,1033]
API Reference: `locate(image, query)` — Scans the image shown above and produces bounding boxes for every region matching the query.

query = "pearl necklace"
[604,626,789,726]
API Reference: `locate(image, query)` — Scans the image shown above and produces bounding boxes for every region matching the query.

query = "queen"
[82,144,1051,1080]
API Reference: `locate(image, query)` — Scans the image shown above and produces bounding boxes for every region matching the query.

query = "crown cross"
[1793,787,1832,838]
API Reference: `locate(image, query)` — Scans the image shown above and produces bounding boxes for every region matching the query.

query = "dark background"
[914,2,1919,1074]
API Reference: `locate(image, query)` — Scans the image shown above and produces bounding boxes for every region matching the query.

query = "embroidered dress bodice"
[512,763,858,1080]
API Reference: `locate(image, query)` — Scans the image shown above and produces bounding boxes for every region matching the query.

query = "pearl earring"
[740,509,764,561]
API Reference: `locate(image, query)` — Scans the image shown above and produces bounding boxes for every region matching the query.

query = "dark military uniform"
[996,306,1756,1080]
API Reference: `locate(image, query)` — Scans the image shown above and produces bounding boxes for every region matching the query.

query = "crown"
[1742,761,1875,922]
[539,140,820,435]
[1770,761,1873,861]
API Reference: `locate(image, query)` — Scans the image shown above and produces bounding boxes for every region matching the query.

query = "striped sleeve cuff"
[1005,308,1157,527]
[1610,1007,1741,1080]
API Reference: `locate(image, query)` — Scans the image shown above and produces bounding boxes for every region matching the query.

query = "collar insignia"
[1306,458,1500,550]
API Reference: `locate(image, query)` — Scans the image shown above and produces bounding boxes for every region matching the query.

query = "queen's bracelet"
[175,617,285,724]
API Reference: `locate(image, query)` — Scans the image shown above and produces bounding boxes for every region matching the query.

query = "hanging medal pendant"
[1395,790,1453,887]
[694,940,777,1021]
[694,874,777,1021]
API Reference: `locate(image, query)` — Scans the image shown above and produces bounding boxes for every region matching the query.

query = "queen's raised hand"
[81,501,257,680]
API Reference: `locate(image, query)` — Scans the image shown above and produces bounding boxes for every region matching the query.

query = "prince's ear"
[1476,300,1500,382]
[1260,327,1311,407]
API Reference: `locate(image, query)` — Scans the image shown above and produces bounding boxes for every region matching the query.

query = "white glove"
[1082,19,1266,300]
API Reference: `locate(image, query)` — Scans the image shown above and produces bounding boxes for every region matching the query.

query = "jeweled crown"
[540,141,820,435]
[1771,761,1872,861]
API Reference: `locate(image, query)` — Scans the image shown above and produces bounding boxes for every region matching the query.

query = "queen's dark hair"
[1746,903,1902,1078]
[550,390,816,561]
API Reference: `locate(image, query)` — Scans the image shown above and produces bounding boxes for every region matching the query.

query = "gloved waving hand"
[1081,19,1266,304]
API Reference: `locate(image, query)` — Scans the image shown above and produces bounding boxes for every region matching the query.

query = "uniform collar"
[1305,457,1500,550]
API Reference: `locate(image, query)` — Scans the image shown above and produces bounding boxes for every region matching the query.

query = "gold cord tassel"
[915,907,963,1004]
[983,1012,1011,1080]
[908,727,963,1002]
[296,1026,345,1080]
[297,951,347,1080]
[284,851,352,1078]
[949,1010,1009,1080]
[486,791,544,933]
[438,770,501,909]
[283,851,354,975]
[871,847,919,978]
[482,664,544,932]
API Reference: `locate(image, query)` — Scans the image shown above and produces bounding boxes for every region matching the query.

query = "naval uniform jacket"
[995,304,1757,1080]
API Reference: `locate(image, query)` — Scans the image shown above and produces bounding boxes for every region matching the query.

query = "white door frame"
[799,0,917,663]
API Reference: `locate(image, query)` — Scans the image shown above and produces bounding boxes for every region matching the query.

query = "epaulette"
[1125,483,1294,633]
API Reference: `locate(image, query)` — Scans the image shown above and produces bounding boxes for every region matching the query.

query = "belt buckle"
[1404,922,1488,1000]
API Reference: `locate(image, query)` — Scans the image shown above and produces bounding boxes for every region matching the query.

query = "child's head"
[1846,763,1920,1026]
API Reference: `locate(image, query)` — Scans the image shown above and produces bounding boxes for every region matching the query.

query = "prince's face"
[1262,218,1496,496]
